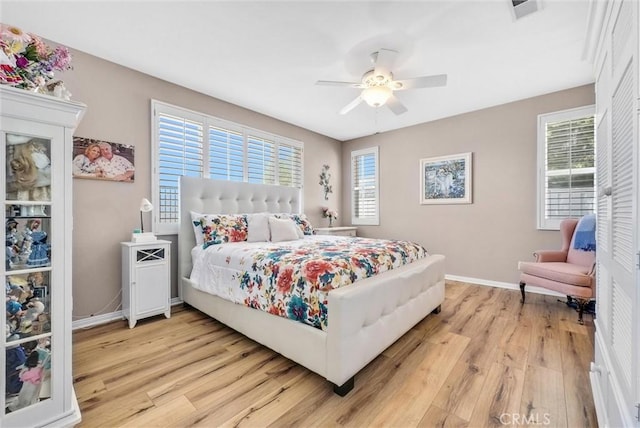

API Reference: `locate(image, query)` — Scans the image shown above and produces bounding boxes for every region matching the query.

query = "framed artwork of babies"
[72,136,135,182]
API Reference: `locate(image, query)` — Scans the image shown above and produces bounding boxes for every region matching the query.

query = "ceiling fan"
[316,48,447,115]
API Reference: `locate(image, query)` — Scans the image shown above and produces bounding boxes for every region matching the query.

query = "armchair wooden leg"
[519,282,526,303]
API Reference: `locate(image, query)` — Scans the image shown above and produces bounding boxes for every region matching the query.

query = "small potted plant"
[321,207,338,227]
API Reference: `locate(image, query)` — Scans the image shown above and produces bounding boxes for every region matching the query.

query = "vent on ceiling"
[511,0,540,20]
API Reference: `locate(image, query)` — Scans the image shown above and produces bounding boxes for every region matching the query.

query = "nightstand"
[121,240,171,328]
[314,226,358,237]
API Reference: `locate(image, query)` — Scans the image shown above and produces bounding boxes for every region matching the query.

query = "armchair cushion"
[518,261,593,288]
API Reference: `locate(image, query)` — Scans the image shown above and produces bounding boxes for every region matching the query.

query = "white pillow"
[190,211,204,245]
[247,213,271,242]
[268,217,300,242]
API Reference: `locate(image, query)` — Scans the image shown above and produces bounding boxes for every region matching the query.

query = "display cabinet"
[1,86,85,427]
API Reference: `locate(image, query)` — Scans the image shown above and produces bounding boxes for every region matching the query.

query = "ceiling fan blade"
[393,74,447,90]
[373,48,398,78]
[339,95,363,115]
[386,95,408,115]
[316,80,363,88]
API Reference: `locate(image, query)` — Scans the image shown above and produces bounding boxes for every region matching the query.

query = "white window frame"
[351,146,380,226]
[151,100,304,235]
[537,105,595,230]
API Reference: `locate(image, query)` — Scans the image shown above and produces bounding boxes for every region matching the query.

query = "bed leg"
[332,377,354,396]
[431,305,441,314]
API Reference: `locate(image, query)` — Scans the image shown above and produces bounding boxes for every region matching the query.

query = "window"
[537,106,595,230]
[152,101,303,234]
[351,146,379,225]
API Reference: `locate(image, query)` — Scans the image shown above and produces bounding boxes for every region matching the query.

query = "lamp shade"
[361,85,392,107]
[140,198,153,213]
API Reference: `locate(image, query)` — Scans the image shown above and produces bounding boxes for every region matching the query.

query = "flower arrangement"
[319,164,332,200]
[321,206,338,227]
[0,23,72,93]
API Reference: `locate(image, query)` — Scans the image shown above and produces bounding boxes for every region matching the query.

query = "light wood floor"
[73,281,597,427]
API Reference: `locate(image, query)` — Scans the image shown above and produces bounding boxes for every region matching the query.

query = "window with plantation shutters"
[156,110,204,229]
[537,106,595,230]
[152,101,304,234]
[351,146,379,225]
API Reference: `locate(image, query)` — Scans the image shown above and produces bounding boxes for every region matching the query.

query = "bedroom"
[1,1,635,427]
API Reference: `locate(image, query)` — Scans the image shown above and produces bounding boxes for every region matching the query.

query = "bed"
[179,176,445,395]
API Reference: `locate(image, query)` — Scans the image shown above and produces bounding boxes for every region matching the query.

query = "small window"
[537,106,595,230]
[351,146,379,225]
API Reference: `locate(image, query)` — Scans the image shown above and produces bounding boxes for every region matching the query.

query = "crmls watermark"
[499,413,552,426]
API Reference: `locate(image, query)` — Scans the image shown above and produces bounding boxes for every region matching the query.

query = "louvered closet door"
[599,0,639,422]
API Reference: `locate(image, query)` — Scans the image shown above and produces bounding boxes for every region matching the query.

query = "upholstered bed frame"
[179,176,445,395]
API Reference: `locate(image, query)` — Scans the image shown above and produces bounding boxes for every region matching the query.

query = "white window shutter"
[152,101,304,233]
[278,143,303,188]
[247,135,276,185]
[537,106,595,229]
[157,112,204,227]
[209,126,243,181]
[351,147,379,225]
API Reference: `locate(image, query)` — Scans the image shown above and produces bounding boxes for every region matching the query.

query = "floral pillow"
[275,213,314,236]
[194,214,248,249]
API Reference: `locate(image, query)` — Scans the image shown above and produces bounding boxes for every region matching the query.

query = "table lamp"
[132,198,157,243]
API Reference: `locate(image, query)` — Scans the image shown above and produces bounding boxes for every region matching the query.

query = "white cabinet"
[586,1,639,426]
[121,240,171,328]
[1,86,85,427]
[314,227,357,237]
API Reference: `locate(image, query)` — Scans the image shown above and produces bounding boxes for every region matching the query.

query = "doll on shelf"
[6,218,19,269]
[24,220,49,267]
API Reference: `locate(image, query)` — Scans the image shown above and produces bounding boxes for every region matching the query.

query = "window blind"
[351,147,379,225]
[157,113,204,225]
[152,101,304,234]
[247,135,276,184]
[209,126,243,181]
[537,106,595,229]
[278,144,303,188]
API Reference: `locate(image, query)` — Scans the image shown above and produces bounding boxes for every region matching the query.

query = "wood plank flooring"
[72,281,597,427]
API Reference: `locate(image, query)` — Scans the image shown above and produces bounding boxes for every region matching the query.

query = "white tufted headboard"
[179,176,302,283]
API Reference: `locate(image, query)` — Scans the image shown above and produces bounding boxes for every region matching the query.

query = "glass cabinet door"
[4,132,54,415]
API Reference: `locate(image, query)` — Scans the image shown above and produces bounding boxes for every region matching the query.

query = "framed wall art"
[420,152,472,204]
[72,137,135,182]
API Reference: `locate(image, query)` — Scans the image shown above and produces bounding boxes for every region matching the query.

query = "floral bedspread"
[190,236,428,330]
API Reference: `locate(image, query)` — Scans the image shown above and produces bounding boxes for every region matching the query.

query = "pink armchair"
[518,217,596,324]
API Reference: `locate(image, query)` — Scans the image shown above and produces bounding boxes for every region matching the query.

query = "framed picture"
[72,137,135,182]
[420,152,472,204]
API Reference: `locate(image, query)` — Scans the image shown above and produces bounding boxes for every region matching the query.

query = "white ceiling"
[2,1,595,141]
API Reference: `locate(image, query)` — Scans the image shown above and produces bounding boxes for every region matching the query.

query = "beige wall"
[341,84,595,284]
[61,50,342,320]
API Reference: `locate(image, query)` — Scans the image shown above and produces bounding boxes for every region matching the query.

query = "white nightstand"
[315,226,358,237]
[121,240,171,328]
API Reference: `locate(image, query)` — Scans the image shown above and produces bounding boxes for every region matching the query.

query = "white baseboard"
[73,280,561,330]
[72,297,183,330]
[444,274,565,298]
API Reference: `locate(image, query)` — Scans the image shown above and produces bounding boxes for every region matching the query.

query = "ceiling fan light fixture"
[362,85,392,107]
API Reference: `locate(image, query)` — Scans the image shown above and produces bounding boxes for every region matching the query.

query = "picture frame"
[72,137,135,182]
[420,152,472,204]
